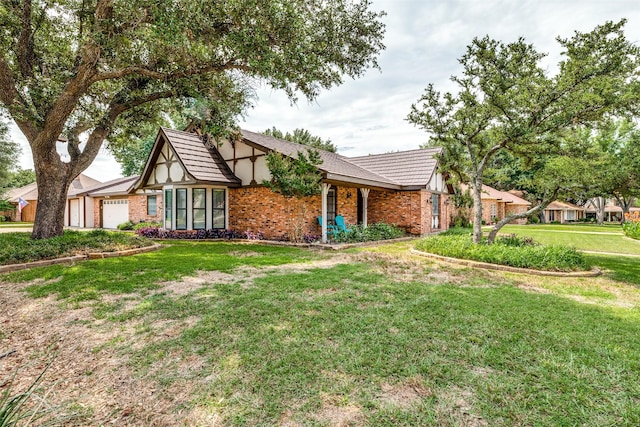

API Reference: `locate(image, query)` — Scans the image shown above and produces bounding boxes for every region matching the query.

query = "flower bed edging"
[410,249,601,277]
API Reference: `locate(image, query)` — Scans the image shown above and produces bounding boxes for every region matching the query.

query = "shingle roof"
[546,200,584,210]
[348,148,441,187]
[459,184,531,205]
[240,130,402,189]
[162,128,241,185]
[5,174,101,202]
[79,176,139,197]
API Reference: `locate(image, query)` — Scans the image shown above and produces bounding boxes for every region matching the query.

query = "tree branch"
[91,62,251,84]
[17,0,35,79]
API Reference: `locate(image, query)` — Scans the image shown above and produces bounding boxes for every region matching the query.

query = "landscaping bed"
[415,228,589,272]
[0,229,153,266]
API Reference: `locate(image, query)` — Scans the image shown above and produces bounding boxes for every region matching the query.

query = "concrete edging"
[410,249,601,277]
[0,243,163,273]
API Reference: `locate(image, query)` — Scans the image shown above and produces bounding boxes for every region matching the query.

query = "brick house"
[132,128,452,242]
[459,184,531,225]
[543,200,585,223]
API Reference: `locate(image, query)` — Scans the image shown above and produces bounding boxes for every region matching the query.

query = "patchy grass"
[2,242,640,425]
[585,254,640,286]
[0,229,152,265]
[3,241,323,301]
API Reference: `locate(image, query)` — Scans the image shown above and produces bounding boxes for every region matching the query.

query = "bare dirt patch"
[379,378,432,409]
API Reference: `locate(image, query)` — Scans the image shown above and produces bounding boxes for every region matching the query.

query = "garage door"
[69,199,80,227]
[102,199,129,229]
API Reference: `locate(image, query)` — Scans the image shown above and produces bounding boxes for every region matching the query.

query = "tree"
[263,149,323,241]
[593,119,640,222]
[2,168,36,191]
[0,1,385,239]
[0,118,20,189]
[263,127,338,152]
[408,21,639,243]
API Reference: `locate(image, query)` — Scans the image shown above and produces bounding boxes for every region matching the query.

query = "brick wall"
[128,194,163,224]
[366,189,450,235]
[505,204,528,224]
[228,185,358,239]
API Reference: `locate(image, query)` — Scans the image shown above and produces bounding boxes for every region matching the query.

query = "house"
[4,174,101,224]
[459,184,531,225]
[584,198,640,222]
[543,201,585,223]
[132,128,452,241]
[77,176,163,229]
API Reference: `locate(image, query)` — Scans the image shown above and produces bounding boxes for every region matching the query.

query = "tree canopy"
[0,118,20,190]
[408,20,639,243]
[0,0,386,238]
[263,127,338,152]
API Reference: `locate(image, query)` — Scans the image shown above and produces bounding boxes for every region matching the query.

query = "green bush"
[415,234,588,272]
[332,222,405,243]
[527,215,540,224]
[117,220,134,230]
[623,221,640,240]
[132,221,162,231]
[0,230,152,265]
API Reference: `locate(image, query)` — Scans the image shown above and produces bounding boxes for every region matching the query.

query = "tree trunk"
[31,151,75,239]
[595,197,605,225]
[471,177,484,244]
[486,194,557,243]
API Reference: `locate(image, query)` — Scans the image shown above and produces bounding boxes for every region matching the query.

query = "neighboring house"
[132,128,452,241]
[543,200,585,223]
[77,176,163,229]
[459,184,531,225]
[4,174,101,224]
[584,198,640,222]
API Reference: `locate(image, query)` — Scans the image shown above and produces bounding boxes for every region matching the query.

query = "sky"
[9,0,640,182]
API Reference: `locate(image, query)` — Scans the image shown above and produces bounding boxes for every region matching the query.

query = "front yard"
[2,241,640,425]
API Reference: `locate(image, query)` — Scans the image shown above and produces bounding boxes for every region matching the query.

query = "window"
[164,190,172,229]
[431,193,440,229]
[212,189,226,229]
[327,187,337,224]
[147,195,157,216]
[490,203,497,218]
[176,188,187,230]
[192,189,206,229]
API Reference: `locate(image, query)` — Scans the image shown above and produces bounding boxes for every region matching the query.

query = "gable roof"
[348,148,441,188]
[546,200,584,211]
[79,176,140,197]
[460,184,531,205]
[135,128,241,189]
[5,174,101,202]
[239,130,403,189]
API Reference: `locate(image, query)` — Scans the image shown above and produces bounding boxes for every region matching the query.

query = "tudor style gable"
[146,139,187,186]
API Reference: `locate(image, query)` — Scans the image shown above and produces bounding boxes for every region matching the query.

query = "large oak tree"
[408,20,638,243]
[0,0,385,238]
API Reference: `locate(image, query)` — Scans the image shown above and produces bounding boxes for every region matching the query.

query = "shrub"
[623,212,640,240]
[415,234,588,272]
[0,230,152,265]
[132,221,162,231]
[332,222,405,243]
[117,220,134,230]
[527,215,540,224]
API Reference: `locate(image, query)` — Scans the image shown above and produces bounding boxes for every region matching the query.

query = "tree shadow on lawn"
[585,254,640,287]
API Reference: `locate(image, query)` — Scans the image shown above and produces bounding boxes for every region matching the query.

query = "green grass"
[0,229,151,265]
[0,222,32,228]
[415,232,588,271]
[4,242,640,425]
[498,225,640,285]
[494,225,640,256]
[4,241,323,301]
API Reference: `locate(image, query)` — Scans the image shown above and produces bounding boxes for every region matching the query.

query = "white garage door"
[103,199,129,229]
[69,199,80,227]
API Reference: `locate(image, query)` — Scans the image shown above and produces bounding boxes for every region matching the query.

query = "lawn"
[0,222,32,228]
[2,242,640,426]
[495,224,640,285]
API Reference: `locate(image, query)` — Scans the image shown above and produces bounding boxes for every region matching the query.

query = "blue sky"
[10,0,640,181]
